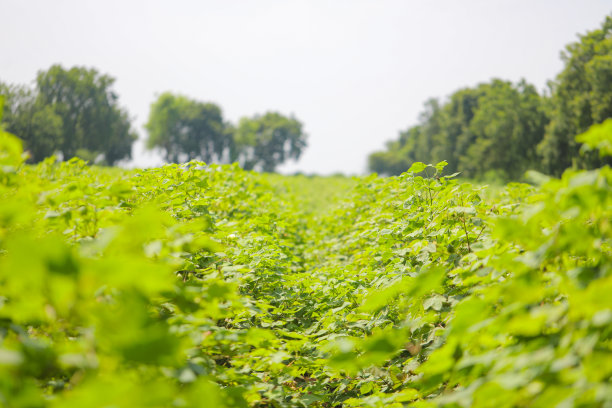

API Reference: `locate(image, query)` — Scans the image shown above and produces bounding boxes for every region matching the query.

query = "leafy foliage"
[538,15,612,175]
[370,15,612,180]
[232,112,307,172]
[145,94,307,171]
[0,84,63,163]
[0,114,610,407]
[145,92,230,164]
[369,79,547,181]
[1,65,137,165]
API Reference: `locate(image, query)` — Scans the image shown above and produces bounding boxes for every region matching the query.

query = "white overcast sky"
[1,0,611,174]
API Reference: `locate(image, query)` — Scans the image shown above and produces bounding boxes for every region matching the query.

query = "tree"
[368,150,412,176]
[232,112,307,172]
[538,15,612,175]
[145,92,228,164]
[35,65,137,164]
[460,79,547,179]
[368,126,422,176]
[0,83,63,162]
[367,79,547,180]
[1,66,136,164]
[439,87,483,174]
[145,94,307,172]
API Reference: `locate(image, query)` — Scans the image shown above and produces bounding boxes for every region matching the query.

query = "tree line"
[145,93,306,172]
[0,67,307,172]
[369,15,612,180]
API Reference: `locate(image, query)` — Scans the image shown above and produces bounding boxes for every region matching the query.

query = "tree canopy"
[232,112,307,172]
[538,15,612,175]
[0,83,63,163]
[369,80,547,180]
[145,92,229,164]
[0,65,137,165]
[369,15,612,180]
[145,94,307,172]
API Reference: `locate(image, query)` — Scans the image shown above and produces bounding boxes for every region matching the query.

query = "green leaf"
[576,119,612,157]
[360,382,373,394]
[408,162,427,174]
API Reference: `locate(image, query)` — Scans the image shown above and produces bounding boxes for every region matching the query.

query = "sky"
[1,0,611,175]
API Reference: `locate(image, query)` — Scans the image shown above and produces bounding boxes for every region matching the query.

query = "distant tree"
[35,65,137,164]
[368,79,547,180]
[368,126,421,176]
[0,83,63,162]
[538,15,612,175]
[367,88,480,177]
[145,92,228,163]
[232,112,307,172]
[460,79,547,179]
[368,150,411,176]
[439,87,483,173]
[412,99,441,165]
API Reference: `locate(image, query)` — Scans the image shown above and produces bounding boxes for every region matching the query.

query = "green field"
[0,130,611,407]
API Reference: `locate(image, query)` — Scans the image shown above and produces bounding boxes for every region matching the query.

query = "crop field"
[0,129,611,408]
